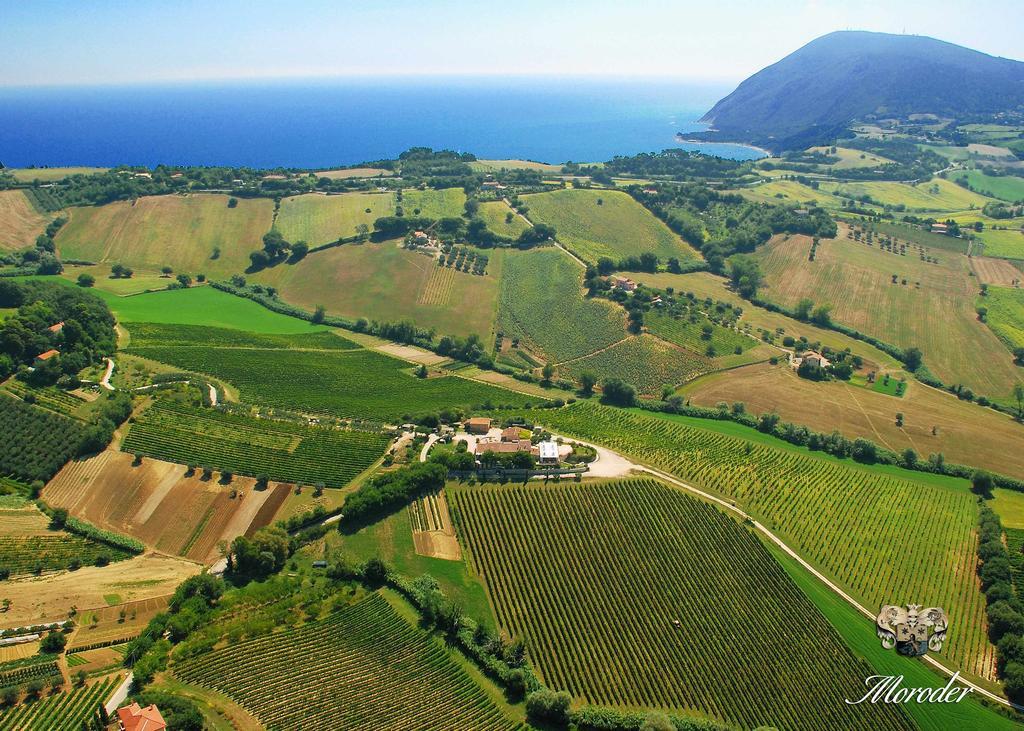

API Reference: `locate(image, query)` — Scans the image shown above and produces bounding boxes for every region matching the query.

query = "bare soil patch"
[410,490,461,560]
[972,256,1023,286]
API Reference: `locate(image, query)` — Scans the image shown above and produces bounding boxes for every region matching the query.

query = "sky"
[1,0,1022,87]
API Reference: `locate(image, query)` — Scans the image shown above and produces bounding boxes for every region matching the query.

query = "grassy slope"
[55,194,274,277]
[522,188,700,264]
[275,191,395,245]
[823,178,996,211]
[497,247,626,363]
[0,190,49,251]
[984,286,1024,350]
[753,233,1020,399]
[400,187,466,219]
[680,360,1024,480]
[478,200,529,238]
[957,171,1024,203]
[255,242,503,341]
[8,167,108,182]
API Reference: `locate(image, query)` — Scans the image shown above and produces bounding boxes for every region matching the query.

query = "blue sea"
[0,77,761,169]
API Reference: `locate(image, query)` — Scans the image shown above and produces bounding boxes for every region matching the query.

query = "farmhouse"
[117,702,167,731]
[796,351,831,369]
[500,426,524,442]
[475,440,532,455]
[931,223,949,234]
[537,440,560,466]
[465,417,492,434]
[34,349,59,366]
[611,276,637,292]
[47,321,64,334]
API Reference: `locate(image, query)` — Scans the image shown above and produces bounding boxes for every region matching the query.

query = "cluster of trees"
[0,279,116,383]
[581,149,749,182]
[634,183,836,273]
[839,137,948,182]
[976,506,1024,702]
[228,526,291,580]
[248,230,308,271]
[340,461,446,529]
[124,574,225,684]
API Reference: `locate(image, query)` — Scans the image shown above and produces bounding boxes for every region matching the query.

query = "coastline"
[675,132,773,158]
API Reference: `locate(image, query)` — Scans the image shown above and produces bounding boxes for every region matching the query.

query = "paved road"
[104,672,133,714]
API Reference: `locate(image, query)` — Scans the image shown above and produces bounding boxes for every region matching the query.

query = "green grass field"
[956,171,1024,203]
[275,192,396,245]
[497,248,625,363]
[521,188,700,264]
[753,233,1020,398]
[469,159,563,173]
[981,286,1024,351]
[125,322,357,350]
[560,334,711,395]
[255,242,504,341]
[494,401,995,681]
[174,592,517,731]
[477,200,529,238]
[7,166,108,182]
[55,194,274,278]
[871,373,908,397]
[127,339,539,422]
[399,187,466,219]
[739,180,840,209]
[451,478,913,731]
[992,489,1024,530]
[122,400,389,487]
[807,146,896,169]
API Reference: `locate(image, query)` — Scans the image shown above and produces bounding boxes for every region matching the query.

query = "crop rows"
[0,533,131,575]
[125,322,358,350]
[1007,528,1024,596]
[498,249,626,363]
[174,593,518,730]
[560,335,710,395]
[0,657,61,689]
[645,310,753,357]
[509,402,993,680]
[450,479,912,731]
[2,382,86,419]
[0,394,84,482]
[125,346,537,421]
[122,401,389,487]
[0,676,118,730]
[417,263,456,306]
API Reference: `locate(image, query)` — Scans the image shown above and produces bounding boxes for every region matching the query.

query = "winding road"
[99,357,115,390]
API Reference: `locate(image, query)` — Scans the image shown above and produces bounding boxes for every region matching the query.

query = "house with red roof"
[117,702,167,731]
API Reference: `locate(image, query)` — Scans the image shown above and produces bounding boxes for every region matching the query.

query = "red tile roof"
[117,702,167,731]
[35,349,60,361]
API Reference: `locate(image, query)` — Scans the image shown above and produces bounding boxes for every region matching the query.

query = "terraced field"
[0,501,133,574]
[0,190,49,251]
[451,479,913,731]
[498,401,994,680]
[497,248,625,363]
[121,402,389,487]
[754,232,1020,398]
[275,191,396,245]
[45,449,292,563]
[521,188,700,264]
[0,676,119,730]
[55,194,274,277]
[560,334,711,395]
[174,593,518,730]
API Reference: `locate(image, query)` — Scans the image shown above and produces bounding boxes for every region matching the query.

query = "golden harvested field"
[71,595,171,649]
[470,159,563,173]
[682,361,1024,479]
[478,200,530,238]
[821,178,996,212]
[312,167,393,179]
[44,450,290,564]
[59,264,172,295]
[521,188,700,264]
[631,270,901,369]
[275,191,395,245]
[753,232,1020,398]
[257,242,504,341]
[0,553,200,626]
[971,256,1023,286]
[8,167,108,182]
[55,194,274,277]
[807,146,896,169]
[0,642,39,663]
[0,190,49,251]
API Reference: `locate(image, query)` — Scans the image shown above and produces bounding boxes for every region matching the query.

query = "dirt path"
[208,383,218,406]
[419,434,438,462]
[104,672,133,714]
[99,357,115,390]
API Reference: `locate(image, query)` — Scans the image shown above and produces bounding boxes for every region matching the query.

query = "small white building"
[537,441,560,466]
